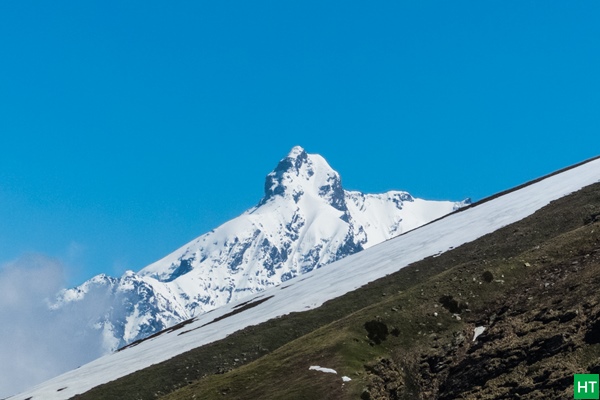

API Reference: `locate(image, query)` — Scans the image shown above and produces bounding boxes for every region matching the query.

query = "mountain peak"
[261,146,344,209]
[30,146,473,394]
[272,145,310,176]
[287,145,307,159]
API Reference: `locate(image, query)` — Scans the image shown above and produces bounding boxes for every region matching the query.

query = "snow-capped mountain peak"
[48,146,464,367]
[261,145,344,211]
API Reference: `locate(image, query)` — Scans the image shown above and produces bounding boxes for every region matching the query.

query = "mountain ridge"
[49,146,464,361]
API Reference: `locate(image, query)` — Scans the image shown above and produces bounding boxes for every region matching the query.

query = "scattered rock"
[439,295,467,314]
[482,271,494,283]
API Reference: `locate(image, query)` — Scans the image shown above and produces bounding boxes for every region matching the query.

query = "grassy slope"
[74,182,600,400]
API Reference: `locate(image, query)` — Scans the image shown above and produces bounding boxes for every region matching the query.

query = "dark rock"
[482,270,494,283]
[364,320,389,345]
[584,317,600,344]
[439,295,466,314]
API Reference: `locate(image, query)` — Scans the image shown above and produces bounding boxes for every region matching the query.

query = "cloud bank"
[0,255,105,398]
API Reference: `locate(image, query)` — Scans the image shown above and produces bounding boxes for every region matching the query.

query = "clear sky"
[0,2,598,287]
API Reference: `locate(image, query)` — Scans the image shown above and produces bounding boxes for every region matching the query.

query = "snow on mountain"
[49,146,464,359]
[15,156,600,400]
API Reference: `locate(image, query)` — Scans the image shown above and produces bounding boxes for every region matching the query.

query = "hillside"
[13,156,600,400]
[163,180,599,400]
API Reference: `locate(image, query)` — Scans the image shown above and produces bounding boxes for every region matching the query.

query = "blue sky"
[1,1,598,286]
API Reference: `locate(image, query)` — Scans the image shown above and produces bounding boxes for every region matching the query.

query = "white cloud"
[0,255,105,398]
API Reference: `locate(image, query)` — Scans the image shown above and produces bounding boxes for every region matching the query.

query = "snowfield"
[12,156,600,400]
